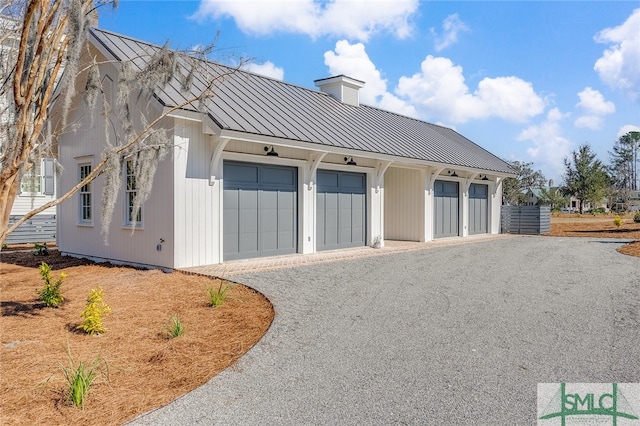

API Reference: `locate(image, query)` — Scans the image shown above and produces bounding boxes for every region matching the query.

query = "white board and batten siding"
[172,120,220,268]
[384,167,424,241]
[57,90,176,268]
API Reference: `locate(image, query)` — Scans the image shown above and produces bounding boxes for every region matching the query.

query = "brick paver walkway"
[181,234,515,278]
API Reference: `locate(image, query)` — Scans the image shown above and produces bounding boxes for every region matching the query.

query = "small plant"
[61,345,106,407]
[634,212,640,223]
[207,280,230,307]
[2,243,7,250]
[78,287,111,335]
[37,262,66,307]
[372,235,382,248]
[33,242,49,256]
[614,215,623,228]
[164,314,185,338]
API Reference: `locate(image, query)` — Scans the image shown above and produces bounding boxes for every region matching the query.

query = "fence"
[5,215,56,245]
[501,206,550,235]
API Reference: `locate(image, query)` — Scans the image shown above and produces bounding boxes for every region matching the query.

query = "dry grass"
[0,249,274,425]
[547,212,640,257]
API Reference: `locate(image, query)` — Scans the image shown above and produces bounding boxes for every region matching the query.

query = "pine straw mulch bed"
[0,249,274,425]
[546,214,640,257]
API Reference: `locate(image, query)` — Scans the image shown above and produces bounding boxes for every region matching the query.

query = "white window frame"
[19,158,54,196]
[78,163,93,225]
[124,160,142,228]
[20,162,42,194]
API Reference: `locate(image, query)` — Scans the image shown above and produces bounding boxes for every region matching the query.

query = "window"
[20,159,54,195]
[79,164,92,223]
[20,163,42,194]
[125,160,142,226]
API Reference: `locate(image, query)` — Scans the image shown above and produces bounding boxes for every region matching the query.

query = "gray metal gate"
[434,180,459,238]
[501,205,551,235]
[469,183,488,235]
[316,170,366,251]
[223,161,297,261]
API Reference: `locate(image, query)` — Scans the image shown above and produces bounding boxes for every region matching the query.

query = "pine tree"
[562,144,609,213]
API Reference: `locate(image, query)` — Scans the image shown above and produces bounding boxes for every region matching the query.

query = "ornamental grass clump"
[78,287,111,335]
[207,280,230,307]
[164,314,185,339]
[37,262,66,307]
[61,345,107,408]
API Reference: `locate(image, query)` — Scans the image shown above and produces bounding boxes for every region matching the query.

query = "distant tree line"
[502,131,640,214]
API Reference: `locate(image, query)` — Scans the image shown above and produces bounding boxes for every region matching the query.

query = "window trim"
[78,162,93,226]
[124,159,143,228]
[19,158,54,196]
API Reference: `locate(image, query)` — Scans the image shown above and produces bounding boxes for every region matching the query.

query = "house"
[1,15,57,244]
[55,28,515,269]
[525,187,569,209]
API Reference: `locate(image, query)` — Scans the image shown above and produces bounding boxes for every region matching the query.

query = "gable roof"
[89,28,515,175]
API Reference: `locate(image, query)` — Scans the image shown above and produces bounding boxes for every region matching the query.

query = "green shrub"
[614,215,623,228]
[61,346,106,407]
[634,212,640,223]
[37,262,66,307]
[33,242,49,256]
[207,280,230,307]
[78,287,111,335]
[164,314,184,338]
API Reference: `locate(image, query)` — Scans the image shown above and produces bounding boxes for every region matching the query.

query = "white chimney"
[314,75,365,107]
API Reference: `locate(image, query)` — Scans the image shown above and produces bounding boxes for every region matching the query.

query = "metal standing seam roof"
[89,28,515,175]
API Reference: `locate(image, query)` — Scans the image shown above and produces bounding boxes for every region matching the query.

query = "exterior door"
[223,161,297,260]
[434,180,459,238]
[316,170,366,250]
[469,183,488,235]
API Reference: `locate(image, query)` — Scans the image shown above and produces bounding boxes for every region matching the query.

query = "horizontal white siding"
[384,167,423,241]
[11,193,56,216]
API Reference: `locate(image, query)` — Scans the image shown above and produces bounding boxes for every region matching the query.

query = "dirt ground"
[0,249,274,425]
[547,212,640,257]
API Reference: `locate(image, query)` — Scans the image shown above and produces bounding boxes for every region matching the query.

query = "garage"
[316,170,366,251]
[469,183,488,235]
[223,161,297,261]
[434,180,459,238]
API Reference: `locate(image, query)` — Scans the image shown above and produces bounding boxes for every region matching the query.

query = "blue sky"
[98,1,640,183]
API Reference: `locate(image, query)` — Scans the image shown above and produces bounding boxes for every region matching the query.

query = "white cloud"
[574,87,615,130]
[594,8,640,98]
[575,87,615,115]
[518,108,573,178]
[243,61,285,80]
[323,40,417,117]
[617,124,640,138]
[431,13,469,52]
[323,44,544,123]
[193,0,418,41]
[396,55,545,123]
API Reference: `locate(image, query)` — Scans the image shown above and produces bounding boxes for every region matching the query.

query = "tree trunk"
[0,172,21,247]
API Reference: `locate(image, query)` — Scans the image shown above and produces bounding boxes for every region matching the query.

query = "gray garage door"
[223,161,297,261]
[316,170,366,251]
[469,183,488,235]
[434,180,459,238]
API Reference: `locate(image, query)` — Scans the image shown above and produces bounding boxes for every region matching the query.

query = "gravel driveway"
[130,236,640,425]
